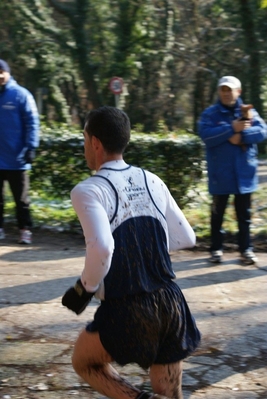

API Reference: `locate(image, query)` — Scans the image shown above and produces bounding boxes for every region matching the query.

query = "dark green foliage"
[1,0,267,133]
[125,135,204,207]
[31,126,204,207]
[32,127,89,198]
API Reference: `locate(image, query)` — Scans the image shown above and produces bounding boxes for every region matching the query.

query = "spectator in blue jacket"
[198,76,267,265]
[0,59,39,244]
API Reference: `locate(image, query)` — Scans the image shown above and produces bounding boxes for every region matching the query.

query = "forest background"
[1,0,267,241]
[2,0,267,132]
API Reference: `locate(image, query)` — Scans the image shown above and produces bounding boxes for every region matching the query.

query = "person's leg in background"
[234,193,257,264]
[210,194,229,262]
[7,170,33,244]
[0,171,6,239]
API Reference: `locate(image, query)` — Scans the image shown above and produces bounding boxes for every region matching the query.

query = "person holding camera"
[198,76,267,265]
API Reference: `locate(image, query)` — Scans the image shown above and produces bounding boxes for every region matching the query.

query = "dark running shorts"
[86,282,201,369]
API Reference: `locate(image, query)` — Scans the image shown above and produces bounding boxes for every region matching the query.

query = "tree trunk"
[238,0,262,114]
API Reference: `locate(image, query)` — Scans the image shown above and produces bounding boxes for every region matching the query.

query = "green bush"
[124,134,204,207]
[31,124,88,198]
[31,125,204,207]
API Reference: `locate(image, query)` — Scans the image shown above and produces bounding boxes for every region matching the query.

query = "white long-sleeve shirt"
[71,160,195,300]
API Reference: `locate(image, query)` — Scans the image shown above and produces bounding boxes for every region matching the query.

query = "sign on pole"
[109,77,124,108]
[109,77,124,95]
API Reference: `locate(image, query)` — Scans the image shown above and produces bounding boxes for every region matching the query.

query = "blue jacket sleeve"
[242,110,267,144]
[198,107,235,148]
[20,90,40,150]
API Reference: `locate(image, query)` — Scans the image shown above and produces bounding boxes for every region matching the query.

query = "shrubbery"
[31,124,204,207]
[124,133,204,207]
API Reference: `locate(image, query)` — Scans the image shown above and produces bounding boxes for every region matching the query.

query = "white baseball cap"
[218,76,241,89]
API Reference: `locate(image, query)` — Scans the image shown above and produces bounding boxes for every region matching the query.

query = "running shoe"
[18,229,32,245]
[209,250,223,264]
[0,228,5,240]
[241,250,258,265]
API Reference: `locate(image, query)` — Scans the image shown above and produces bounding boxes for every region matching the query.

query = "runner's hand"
[62,279,95,315]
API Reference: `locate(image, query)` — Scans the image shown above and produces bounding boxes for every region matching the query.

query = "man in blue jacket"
[198,76,267,265]
[0,59,39,244]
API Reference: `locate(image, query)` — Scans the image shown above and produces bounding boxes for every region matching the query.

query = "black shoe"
[136,392,169,399]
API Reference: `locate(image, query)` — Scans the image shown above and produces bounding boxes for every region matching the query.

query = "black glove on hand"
[24,149,35,164]
[62,279,95,315]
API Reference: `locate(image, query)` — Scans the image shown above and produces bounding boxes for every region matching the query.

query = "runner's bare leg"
[72,329,141,399]
[149,362,183,399]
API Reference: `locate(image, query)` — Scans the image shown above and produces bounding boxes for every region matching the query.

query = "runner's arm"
[165,190,196,251]
[71,184,115,292]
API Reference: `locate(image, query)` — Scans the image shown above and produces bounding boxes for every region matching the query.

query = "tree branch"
[46,0,75,17]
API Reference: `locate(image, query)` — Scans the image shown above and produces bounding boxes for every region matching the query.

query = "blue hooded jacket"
[198,98,267,195]
[0,76,40,170]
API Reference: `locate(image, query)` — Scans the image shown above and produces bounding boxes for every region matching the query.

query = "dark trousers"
[0,170,32,230]
[210,193,252,254]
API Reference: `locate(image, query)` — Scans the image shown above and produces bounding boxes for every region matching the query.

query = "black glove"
[62,279,95,315]
[24,149,35,164]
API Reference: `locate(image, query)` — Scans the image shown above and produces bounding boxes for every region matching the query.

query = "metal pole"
[115,94,120,109]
